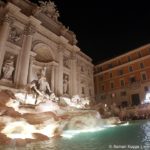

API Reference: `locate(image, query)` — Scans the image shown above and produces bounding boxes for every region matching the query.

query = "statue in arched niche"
[63,74,69,94]
[28,66,52,104]
[38,66,52,95]
[1,55,15,81]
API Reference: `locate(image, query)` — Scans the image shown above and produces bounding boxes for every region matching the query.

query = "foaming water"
[1,120,150,150]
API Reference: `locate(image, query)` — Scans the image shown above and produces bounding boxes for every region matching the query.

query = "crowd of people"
[95,102,150,121]
[119,104,150,121]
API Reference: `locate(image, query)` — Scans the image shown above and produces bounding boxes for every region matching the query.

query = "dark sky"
[32,0,150,64]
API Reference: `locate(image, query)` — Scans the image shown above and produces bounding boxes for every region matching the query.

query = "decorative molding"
[60,25,69,36]
[72,32,78,45]
[3,14,14,25]
[70,51,77,60]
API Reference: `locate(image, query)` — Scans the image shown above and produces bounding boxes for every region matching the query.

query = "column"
[17,24,35,88]
[0,14,13,76]
[91,70,95,102]
[77,62,81,95]
[50,65,55,92]
[57,45,64,95]
[71,52,78,96]
[28,56,35,83]
[54,66,58,94]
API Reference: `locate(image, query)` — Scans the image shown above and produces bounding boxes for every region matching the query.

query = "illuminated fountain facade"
[0,0,94,101]
[0,0,106,146]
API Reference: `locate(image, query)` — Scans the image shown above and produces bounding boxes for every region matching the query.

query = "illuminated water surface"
[1,120,150,150]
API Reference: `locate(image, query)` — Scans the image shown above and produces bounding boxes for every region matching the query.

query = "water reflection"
[141,121,150,146]
[1,120,150,150]
[26,140,58,150]
[0,139,58,150]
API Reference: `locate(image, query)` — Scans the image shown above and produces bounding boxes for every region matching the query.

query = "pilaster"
[17,23,36,88]
[0,14,14,76]
[70,51,78,96]
[57,44,64,96]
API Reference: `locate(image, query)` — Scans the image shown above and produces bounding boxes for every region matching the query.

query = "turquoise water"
[1,120,150,150]
[55,120,150,150]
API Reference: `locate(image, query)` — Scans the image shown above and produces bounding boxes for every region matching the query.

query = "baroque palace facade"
[94,44,150,107]
[0,0,94,100]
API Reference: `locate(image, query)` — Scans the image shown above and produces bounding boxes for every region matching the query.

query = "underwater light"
[120,122,129,126]
[61,125,117,139]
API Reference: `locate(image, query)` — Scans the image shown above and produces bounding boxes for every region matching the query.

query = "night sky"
[31,0,150,64]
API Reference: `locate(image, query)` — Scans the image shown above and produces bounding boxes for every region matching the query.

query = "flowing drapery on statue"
[1,55,15,80]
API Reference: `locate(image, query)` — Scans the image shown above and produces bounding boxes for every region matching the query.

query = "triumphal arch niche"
[0,0,95,100]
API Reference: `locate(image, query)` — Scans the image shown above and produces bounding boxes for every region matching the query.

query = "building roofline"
[95,43,150,67]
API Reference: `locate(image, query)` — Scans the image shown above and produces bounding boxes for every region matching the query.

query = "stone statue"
[1,55,15,80]
[60,25,69,36]
[38,0,60,21]
[27,67,52,104]
[38,76,52,95]
[41,66,47,77]
[63,74,69,94]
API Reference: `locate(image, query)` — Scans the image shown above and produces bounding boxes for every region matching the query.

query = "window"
[120,91,126,96]
[101,85,105,91]
[129,66,133,72]
[144,86,149,92]
[118,69,124,76]
[137,51,142,58]
[101,95,106,100]
[110,82,114,89]
[128,56,131,62]
[121,101,128,108]
[98,67,102,72]
[110,72,112,78]
[129,76,136,83]
[99,75,103,81]
[120,79,125,87]
[140,63,144,69]
[141,72,147,81]
[118,60,121,65]
[108,63,113,69]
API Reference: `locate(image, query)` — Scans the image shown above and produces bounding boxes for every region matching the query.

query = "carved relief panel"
[63,56,70,69]
[8,26,23,46]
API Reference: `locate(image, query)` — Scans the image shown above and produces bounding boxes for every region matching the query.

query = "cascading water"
[0,90,121,146]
